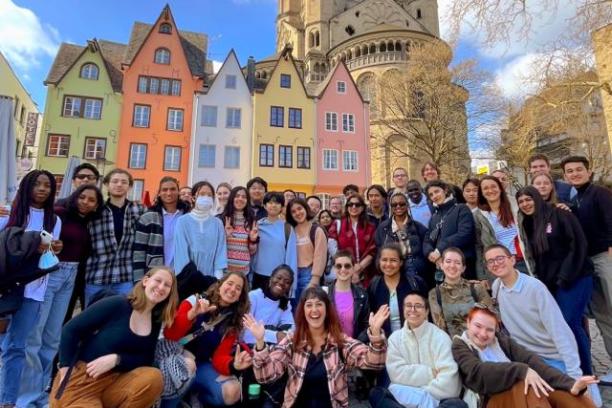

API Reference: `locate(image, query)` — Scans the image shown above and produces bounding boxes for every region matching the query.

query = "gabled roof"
[44,40,126,92]
[310,60,367,104]
[255,46,311,98]
[201,49,249,95]
[123,6,207,78]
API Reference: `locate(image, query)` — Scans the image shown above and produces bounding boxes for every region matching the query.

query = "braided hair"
[7,170,57,232]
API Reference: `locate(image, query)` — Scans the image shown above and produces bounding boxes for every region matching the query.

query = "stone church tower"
[270,0,466,186]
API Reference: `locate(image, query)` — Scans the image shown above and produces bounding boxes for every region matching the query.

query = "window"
[224,146,240,169]
[259,144,274,167]
[160,79,170,95]
[46,134,70,157]
[154,48,171,64]
[198,144,216,168]
[270,106,284,127]
[323,149,338,170]
[167,108,184,131]
[164,146,181,171]
[337,81,346,93]
[342,113,355,132]
[133,105,151,128]
[288,108,302,129]
[343,150,358,171]
[80,63,99,80]
[325,112,338,131]
[13,96,20,118]
[280,74,291,88]
[129,143,147,169]
[19,106,26,126]
[54,175,65,197]
[159,23,172,34]
[138,77,148,93]
[84,99,102,119]
[62,96,102,119]
[201,105,218,127]
[150,78,160,94]
[171,80,181,96]
[297,146,310,169]
[84,137,106,159]
[129,180,144,202]
[225,75,237,89]
[226,108,241,128]
[279,145,292,168]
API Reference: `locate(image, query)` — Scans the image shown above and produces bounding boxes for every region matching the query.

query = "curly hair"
[204,271,250,334]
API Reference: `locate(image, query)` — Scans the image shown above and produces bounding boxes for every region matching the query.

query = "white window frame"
[154,48,171,64]
[167,109,184,131]
[198,144,216,168]
[164,146,181,171]
[225,75,237,89]
[224,146,240,169]
[325,112,338,131]
[84,99,102,119]
[323,149,338,170]
[47,134,70,157]
[129,144,147,169]
[225,107,241,129]
[343,150,358,172]
[63,97,81,117]
[129,180,144,202]
[80,63,99,80]
[84,137,106,159]
[342,113,355,133]
[133,105,150,128]
[337,81,346,93]
[201,105,218,127]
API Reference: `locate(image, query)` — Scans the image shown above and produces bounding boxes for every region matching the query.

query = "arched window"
[262,71,267,79]
[159,23,172,34]
[369,44,376,54]
[355,47,361,57]
[417,8,422,19]
[347,50,352,60]
[362,45,369,55]
[309,32,315,47]
[315,31,320,47]
[380,42,387,52]
[80,63,99,80]
[395,41,402,51]
[388,41,394,51]
[154,48,171,64]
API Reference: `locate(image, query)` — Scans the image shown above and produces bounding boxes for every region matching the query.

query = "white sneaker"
[588,383,603,408]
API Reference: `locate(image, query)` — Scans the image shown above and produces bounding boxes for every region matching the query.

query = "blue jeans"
[84,281,134,307]
[0,298,41,404]
[192,362,236,406]
[554,275,594,374]
[17,262,78,407]
[294,266,313,305]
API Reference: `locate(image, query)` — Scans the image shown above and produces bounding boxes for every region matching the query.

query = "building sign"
[476,165,490,175]
[24,112,39,146]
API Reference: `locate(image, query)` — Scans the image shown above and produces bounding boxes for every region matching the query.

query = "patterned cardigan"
[252,330,386,408]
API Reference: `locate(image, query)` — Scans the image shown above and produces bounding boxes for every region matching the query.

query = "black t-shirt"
[108,201,127,243]
[293,353,333,408]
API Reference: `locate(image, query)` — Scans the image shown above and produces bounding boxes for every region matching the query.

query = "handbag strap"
[179,311,231,345]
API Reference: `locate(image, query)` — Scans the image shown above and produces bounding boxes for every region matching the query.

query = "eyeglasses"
[75,174,97,181]
[334,263,352,270]
[393,174,407,178]
[485,255,512,266]
[404,303,425,311]
[391,202,407,208]
[347,202,363,208]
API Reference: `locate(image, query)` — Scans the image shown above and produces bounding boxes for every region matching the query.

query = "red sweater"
[329,217,377,285]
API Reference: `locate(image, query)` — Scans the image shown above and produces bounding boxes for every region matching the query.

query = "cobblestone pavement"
[349,320,612,408]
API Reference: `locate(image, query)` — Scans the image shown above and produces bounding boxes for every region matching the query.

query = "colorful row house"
[37,5,208,198]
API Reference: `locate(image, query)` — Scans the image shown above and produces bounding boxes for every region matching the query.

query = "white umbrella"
[0,96,17,206]
[58,156,81,198]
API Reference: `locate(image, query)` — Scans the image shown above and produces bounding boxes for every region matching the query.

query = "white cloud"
[212,60,223,74]
[0,0,61,70]
[494,53,542,99]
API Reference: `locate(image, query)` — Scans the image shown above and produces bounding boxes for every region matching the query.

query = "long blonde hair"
[128,266,179,326]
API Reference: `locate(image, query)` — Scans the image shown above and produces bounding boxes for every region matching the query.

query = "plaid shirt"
[253,330,386,408]
[85,200,145,285]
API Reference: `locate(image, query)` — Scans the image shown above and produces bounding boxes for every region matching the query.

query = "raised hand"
[243,314,266,349]
[86,354,119,379]
[224,217,234,236]
[186,295,217,321]
[249,224,259,242]
[368,305,390,336]
[233,347,253,371]
[570,375,599,396]
[524,367,554,398]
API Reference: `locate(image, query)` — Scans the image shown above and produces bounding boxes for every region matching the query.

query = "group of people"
[0,152,609,408]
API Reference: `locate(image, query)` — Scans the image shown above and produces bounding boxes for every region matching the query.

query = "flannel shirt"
[85,200,145,285]
[252,330,386,408]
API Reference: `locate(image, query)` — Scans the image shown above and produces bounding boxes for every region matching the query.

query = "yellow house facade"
[252,47,316,195]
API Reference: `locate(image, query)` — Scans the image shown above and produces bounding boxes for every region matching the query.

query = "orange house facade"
[117,6,207,197]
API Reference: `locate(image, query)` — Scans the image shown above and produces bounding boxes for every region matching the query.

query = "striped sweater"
[225,213,254,274]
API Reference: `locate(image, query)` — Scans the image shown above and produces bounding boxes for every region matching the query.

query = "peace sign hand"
[233,347,253,371]
[368,305,390,337]
[249,224,259,242]
[187,296,217,321]
[224,217,234,236]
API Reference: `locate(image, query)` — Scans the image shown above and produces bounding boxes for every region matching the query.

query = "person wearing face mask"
[173,181,227,299]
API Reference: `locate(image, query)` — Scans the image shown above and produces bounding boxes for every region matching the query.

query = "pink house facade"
[314,62,370,195]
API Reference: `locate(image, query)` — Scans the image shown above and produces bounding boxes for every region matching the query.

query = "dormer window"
[80,63,99,80]
[159,23,172,34]
[154,48,171,64]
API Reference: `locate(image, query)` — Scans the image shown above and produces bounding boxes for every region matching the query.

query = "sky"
[0,0,580,154]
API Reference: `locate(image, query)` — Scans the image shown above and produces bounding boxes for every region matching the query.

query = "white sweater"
[386,320,462,400]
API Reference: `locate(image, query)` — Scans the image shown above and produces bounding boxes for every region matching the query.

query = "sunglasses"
[75,174,97,181]
[334,263,352,269]
[347,202,363,208]
[391,202,407,208]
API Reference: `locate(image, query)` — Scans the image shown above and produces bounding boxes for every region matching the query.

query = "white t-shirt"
[0,207,62,301]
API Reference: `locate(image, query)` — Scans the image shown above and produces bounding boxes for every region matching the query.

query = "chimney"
[246,56,256,93]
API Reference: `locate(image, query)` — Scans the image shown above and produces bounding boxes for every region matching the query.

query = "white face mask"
[195,196,214,212]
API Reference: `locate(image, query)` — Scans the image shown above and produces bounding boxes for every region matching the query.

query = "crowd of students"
[0,152,609,408]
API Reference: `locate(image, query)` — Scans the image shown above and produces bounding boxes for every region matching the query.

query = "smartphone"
[40,230,53,245]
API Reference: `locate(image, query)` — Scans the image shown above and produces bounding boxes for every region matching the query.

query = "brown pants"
[49,362,163,408]
[486,381,596,408]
